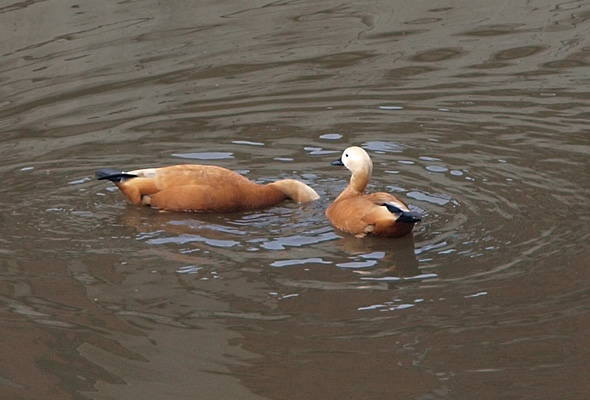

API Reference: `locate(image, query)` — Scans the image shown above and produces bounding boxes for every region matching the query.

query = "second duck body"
[96,164,319,212]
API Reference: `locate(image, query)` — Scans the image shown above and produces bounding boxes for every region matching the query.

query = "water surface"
[1,1,589,399]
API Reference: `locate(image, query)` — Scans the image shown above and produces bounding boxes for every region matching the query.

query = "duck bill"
[331,158,344,166]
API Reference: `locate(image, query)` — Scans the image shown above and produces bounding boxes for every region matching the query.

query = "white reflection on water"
[426,165,448,173]
[270,258,332,268]
[176,265,203,274]
[363,140,405,153]
[260,231,339,250]
[337,260,378,268]
[232,140,265,146]
[304,146,339,156]
[319,133,343,140]
[406,190,452,206]
[145,233,241,247]
[171,152,234,160]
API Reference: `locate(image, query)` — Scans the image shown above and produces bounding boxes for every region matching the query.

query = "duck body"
[96,164,319,212]
[326,146,421,238]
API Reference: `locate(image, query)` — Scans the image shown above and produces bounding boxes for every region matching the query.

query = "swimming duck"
[326,146,421,238]
[96,164,319,212]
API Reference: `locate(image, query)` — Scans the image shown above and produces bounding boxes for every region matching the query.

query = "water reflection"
[114,196,430,285]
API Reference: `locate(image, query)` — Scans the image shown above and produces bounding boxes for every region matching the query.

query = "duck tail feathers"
[95,168,137,182]
[397,211,422,223]
[383,203,422,223]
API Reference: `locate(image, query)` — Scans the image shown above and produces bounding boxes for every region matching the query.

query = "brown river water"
[1,1,590,399]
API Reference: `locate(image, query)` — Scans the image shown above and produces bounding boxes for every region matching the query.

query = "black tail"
[96,168,137,182]
[383,203,422,223]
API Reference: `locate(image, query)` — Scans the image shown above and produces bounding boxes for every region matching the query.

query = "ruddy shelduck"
[96,164,319,212]
[326,146,421,238]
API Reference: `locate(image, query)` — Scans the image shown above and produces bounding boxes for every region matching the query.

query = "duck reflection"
[117,203,426,286]
[330,230,427,291]
[118,204,248,238]
[113,205,251,267]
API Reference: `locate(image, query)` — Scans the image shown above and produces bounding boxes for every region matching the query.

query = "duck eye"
[345,153,349,158]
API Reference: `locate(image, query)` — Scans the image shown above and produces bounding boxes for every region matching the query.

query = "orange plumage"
[326,146,421,238]
[96,164,319,212]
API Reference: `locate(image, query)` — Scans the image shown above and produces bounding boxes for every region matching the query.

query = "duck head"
[332,146,373,177]
[331,146,373,194]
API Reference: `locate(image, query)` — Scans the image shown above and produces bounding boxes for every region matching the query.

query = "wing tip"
[96,168,137,182]
[382,203,422,223]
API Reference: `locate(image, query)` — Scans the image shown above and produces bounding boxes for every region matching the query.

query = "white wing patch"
[384,199,410,212]
[128,168,158,178]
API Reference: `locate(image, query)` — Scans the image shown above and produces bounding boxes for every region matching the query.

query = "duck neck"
[267,179,320,203]
[336,169,371,201]
[241,183,289,209]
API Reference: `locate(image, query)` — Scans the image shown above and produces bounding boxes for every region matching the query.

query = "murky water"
[2,1,590,399]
